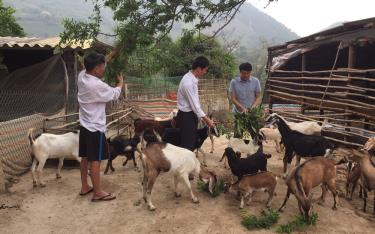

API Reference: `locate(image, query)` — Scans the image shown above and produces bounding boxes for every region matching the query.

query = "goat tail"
[28,128,35,145]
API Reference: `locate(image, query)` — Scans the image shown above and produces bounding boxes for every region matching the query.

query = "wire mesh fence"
[0,90,65,122]
[126,76,182,100]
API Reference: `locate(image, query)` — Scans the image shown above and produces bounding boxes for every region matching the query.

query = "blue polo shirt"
[229,76,261,113]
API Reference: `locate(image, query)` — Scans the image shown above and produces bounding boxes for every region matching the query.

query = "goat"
[104,135,141,174]
[279,157,339,220]
[353,137,375,214]
[220,146,271,183]
[197,114,216,154]
[345,163,362,200]
[220,137,260,168]
[269,113,326,136]
[133,118,176,149]
[228,171,278,209]
[28,128,79,187]
[265,114,333,177]
[140,142,216,211]
[161,125,219,166]
[259,126,284,153]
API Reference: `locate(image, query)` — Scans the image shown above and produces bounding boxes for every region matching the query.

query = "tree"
[125,32,236,79]
[167,31,236,78]
[0,0,26,37]
[60,0,276,77]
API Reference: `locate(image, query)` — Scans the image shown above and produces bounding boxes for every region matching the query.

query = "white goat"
[268,113,326,136]
[259,127,283,153]
[140,142,216,211]
[28,129,80,187]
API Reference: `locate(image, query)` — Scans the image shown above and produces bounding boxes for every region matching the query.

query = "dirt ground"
[0,137,374,234]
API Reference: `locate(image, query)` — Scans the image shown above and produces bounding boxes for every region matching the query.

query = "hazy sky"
[250,0,375,37]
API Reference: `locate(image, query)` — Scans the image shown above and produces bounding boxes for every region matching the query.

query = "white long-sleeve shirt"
[177,71,205,118]
[77,71,121,132]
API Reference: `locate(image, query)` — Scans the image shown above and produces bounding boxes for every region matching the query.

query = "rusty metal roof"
[0,36,112,50]
[268,17,375,55]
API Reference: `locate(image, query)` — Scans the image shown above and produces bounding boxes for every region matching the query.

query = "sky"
[250,0,375,37]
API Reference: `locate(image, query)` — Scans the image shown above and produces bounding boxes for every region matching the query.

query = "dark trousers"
[176,110,198,151]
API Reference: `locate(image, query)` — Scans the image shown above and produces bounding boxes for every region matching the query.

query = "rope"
[319,42,343,110]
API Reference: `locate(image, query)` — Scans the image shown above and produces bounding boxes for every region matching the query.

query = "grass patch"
[197,179,226,198]
[276,212,318,234]
[241,209,280,230]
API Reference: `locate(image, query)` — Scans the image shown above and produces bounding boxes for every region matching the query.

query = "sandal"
[79,187,94,196]
[91,193,116,202]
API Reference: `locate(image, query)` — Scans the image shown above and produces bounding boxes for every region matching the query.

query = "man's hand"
[116,73,124,88]
[202,116,215,128]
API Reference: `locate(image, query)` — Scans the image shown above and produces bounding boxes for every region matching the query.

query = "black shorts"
[79,126,109,161]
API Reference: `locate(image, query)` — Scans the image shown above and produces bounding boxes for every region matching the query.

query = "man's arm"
[231,91,247,113]
[250,92,261,109]
[106,48,118,63]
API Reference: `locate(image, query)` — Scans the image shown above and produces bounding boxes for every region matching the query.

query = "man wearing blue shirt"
[229,62,261,137]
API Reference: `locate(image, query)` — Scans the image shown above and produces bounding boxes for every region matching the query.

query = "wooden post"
[345,44,356,141]
[301,54,306,115]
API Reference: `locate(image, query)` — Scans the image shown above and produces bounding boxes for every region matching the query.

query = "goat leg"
[363,189,368,213]
[174,175,181,197]
[209,134,214,153]
[104,160,111,174]
[56,158,64,179]
[181,173,199,203]
[318,184,328,205]
[36,158,47,187]
[123,158,129,167]
[31,158,38,187]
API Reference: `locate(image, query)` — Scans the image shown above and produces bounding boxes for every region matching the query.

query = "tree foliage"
[61,0,273,76]
[0,0,26,37]
[125,32,236,79]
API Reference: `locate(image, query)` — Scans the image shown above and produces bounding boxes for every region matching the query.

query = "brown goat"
[345,163,362,200]
[342,138,375,214]
[230,171,277,209]
[279,157,338,219]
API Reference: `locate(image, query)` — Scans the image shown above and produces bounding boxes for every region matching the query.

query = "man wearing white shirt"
[77,51,123,202]
[176,56,215,152]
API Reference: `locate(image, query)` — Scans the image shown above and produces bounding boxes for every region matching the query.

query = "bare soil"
[1,137,374,234]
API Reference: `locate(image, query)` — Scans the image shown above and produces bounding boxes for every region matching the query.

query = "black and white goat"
[104,135,141,174]
[161,125,219,166]
[265,114,333,177]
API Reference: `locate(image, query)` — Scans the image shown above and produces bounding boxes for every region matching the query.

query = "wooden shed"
[264,17,375,147]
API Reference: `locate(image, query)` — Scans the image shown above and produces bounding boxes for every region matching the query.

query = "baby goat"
[104,135,141,174]
[229,171,278,209]
[28,129,79,187]
[140,142,216,211]
[279,157,339,220]
[259,127,284,153]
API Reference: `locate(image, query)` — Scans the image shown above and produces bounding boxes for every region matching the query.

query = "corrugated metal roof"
[0,36,111,50]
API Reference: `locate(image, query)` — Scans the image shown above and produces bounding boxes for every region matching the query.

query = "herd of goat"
[27,112,375,219]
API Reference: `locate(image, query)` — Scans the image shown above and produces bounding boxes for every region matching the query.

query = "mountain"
[4,0,298,48]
